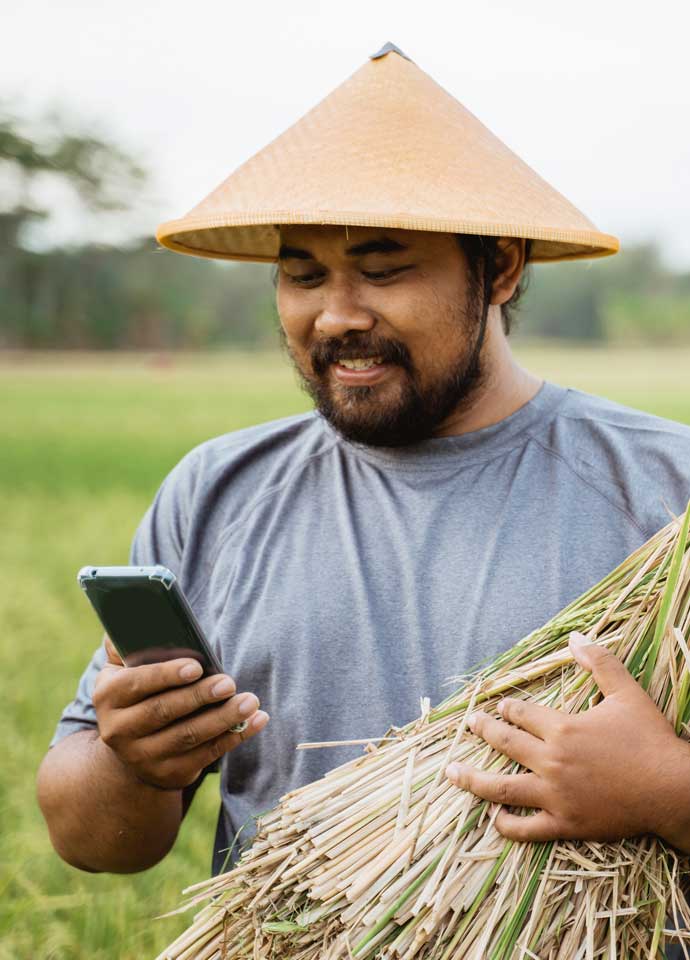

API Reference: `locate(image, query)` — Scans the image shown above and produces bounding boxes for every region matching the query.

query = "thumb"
[103,633,124,667]
[569,632,635,697]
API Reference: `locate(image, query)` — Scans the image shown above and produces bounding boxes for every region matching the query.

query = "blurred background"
[2,1,689,957]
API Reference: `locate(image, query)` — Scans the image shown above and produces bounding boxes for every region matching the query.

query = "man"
[38,44,690,888]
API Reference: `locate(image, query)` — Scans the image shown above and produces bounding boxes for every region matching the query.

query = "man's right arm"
[37,729,187,873]
[37,639,269,874]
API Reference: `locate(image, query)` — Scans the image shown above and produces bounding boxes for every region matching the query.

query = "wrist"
[651,738,690,853]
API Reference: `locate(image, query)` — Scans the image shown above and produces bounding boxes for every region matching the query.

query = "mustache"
[310,336,413,376]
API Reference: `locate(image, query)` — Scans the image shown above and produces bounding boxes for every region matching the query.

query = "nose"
[314,283,375,338]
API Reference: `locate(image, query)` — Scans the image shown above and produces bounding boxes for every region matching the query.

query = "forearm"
[37,730,184,873]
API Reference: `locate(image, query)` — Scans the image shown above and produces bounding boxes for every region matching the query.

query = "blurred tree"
[0,110,146,248]
[519,262,605,340]
[517,245,690,343]
[0,109,276,349]
[1,108,689,349]
[0,108,148,347]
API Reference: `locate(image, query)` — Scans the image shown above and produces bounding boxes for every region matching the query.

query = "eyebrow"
[277,237,408,261]
[346,237,408,256]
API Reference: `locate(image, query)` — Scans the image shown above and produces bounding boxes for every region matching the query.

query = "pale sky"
[3,0,690,266]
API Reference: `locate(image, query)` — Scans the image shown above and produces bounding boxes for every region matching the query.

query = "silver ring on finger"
[230,720,248,735]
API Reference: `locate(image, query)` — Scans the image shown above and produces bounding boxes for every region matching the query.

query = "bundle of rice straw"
[157,503,690,960]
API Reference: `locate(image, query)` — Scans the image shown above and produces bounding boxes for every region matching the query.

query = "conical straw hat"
[156,43,618,264]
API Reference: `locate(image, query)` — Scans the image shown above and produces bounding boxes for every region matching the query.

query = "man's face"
[276,225,489,446]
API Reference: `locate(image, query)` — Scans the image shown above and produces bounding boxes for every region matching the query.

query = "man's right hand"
[93,636,269,790]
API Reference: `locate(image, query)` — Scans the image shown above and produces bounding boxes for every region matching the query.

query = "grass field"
[2,345,690,959]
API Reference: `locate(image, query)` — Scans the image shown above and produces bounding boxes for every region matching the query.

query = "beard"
[281,288,489,448]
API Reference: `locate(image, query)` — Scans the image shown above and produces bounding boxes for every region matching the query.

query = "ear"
[490,238,527,307]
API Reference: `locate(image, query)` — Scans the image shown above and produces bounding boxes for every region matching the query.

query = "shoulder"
[155,410,337,525]
[131,410,335,580]
[555,388,690,468]
[536,386,690,536]
[177,410,332,487]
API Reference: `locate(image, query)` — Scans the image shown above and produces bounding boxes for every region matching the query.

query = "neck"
[434,308,542,437]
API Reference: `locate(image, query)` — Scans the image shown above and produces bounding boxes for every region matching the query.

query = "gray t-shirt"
[53,382,690,872]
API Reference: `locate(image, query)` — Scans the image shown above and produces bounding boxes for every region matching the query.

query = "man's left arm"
[445,633,690,853]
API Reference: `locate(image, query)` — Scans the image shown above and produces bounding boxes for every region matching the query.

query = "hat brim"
[156,212,619,264]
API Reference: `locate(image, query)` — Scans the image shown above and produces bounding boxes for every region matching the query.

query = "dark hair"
[455,235,532,335]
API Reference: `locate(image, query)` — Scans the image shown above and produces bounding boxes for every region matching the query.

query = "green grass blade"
[439,841,514,960]
[641,502,690,690]
[490,842,552,960]
[353,805,486,956]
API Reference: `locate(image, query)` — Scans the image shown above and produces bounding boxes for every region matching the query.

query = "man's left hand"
[445,632,690,850]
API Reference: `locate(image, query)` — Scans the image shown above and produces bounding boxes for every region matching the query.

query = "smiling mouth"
[330,358,396,388]
[336,356,385,370]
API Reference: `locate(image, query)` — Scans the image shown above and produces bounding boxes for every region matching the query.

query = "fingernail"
[569,631,591,648]
[467,712,478,729]
[496,700,506,716]
[250,710,269,731]
[180,662,203,680]
[237,693,259,716]
[211,676,235,697]
[446,762,463,781]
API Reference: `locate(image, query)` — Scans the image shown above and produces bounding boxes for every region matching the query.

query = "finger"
[200,708,270,758]
[495,698,562,740]
[241,709,270,738]
[119,674,238,735]
[140,692,261,760]
[494,809,560,842]
[104,633,123,666]
[569,632,637,697]
[147,710,270,788]
[100,658,212,708]
[467,712,542,769]
[445,763,543,809]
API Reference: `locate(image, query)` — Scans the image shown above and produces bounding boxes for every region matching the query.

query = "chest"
[195,463,643,733]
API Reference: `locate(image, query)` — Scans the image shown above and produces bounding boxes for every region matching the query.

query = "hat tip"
[370,41,412,62]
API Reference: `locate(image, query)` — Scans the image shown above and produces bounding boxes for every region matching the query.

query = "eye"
[362,266,412,283]
[286,272,325,288]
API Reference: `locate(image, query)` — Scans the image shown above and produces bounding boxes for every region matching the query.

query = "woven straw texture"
[156,48,619,264]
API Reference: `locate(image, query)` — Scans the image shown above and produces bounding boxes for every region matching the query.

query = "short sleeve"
[50,450,202,748]
[50,643,106,745]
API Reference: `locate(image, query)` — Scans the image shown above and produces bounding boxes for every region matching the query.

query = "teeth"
[338,357,384,370]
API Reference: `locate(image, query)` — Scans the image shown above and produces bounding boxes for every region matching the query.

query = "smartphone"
[77,565,223,675]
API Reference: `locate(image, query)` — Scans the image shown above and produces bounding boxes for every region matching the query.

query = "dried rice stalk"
[156,504,690,959]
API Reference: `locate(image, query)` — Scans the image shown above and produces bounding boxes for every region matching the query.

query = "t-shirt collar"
[320,381,568,471]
